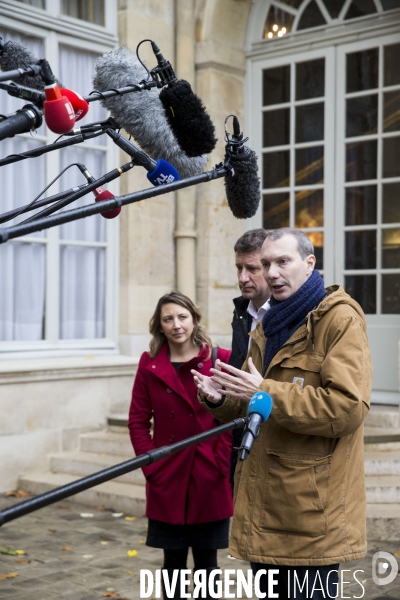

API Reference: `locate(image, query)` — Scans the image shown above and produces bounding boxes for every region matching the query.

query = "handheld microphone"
[77,164,121,219]
[0,104,43,142]
[240,391,272,461]
[150,41,217,158]
[60,88,89,121]
[92,46,208,179]
[105,128,180,186]
[43,83,76,133]
[224,115,261,219]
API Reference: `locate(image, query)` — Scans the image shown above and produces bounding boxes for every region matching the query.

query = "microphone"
[59,88,89,121]
[240,391,272,461]
[0,39,59,89]
[224,115,261,219]
[0,104,43,142]
[151,41,217,158]
[92,46,208,179]
[43,83,76,133]
[77,164,121,219]
[105,128,180,186]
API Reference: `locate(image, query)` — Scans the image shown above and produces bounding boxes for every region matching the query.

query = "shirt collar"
[247,297,270,320]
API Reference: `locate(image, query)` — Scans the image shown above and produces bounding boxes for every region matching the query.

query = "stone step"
[49,451,146,485]
[365,474,400,503]
[107,414,129,430]
[79,430,133,456]
[364,426,400,449]
[365,405,399,429]
[364,450,400,475]
[18,471,146,514]
[366,503,400,541]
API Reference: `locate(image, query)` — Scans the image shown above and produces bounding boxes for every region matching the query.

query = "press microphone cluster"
[240,391,273,461]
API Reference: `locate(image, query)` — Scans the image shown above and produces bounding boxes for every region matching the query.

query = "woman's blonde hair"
[149,291,213,359]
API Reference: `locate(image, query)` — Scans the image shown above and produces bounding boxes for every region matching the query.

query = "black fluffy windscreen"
[0,41,62,90]
[159,80,217,157]
[224,150,261,219]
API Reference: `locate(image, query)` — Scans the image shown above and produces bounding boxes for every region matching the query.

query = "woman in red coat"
[128,291,233,598]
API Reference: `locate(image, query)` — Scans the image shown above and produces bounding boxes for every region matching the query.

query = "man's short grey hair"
[234,228,268,254]
[264,227,314,259]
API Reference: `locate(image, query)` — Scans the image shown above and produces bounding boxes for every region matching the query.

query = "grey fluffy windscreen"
[93,47,207,179]
[224,151,261,219]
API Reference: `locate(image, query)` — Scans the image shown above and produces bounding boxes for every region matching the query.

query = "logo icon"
[372,551,398,586]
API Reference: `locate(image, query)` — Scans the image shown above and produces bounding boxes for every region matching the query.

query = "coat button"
[169,435,175,442]
[152,365,156,368]
[189,413,194,417]
[166,388,172,393]
[197,362,203,368]
[169,411,175,418]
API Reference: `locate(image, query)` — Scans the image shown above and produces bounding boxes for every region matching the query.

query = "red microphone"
[60,88,89,122]
[77,164,121,219]
[43,83,75,133]
[94,186,121,219]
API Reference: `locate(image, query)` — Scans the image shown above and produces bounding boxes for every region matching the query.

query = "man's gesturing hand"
[191,366,223,404]
[192,357,263,404]
[210,357,263,402]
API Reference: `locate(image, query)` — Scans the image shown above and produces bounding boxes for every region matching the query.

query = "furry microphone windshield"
[0,40,61,90]
[92,46,208,179]
[159,81,217,158]
[224,116,261,219]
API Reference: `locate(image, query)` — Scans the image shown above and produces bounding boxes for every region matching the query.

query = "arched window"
[263,0,400,40]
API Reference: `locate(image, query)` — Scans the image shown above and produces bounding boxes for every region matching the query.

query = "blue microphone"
[240,391,273,461]
[106,128,180,186]
[146,158,180,186]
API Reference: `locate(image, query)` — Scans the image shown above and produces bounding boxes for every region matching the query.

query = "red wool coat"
[128,344,234,525]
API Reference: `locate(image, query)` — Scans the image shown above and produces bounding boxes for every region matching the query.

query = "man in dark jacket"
[229,229,270,481]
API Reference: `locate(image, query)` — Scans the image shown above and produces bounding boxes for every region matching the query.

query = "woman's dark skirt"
[146,518,230,550]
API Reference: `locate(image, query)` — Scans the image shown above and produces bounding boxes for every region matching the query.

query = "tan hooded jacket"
[200,286,372,566]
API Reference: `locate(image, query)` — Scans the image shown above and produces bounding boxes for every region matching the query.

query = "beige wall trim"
[0,356,137,385]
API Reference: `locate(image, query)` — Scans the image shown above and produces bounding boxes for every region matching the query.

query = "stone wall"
[0,356,137,492]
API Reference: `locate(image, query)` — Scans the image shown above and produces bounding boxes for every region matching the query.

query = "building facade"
[0,0,399,491]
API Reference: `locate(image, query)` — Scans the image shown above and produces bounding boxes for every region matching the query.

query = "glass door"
[250,48,335,284]
[336,35,400,402]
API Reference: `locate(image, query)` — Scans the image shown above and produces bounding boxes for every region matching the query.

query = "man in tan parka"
[192,228,372,599]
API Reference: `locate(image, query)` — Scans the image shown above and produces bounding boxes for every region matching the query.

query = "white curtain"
[58,46,107,339]
[0,29,46,341]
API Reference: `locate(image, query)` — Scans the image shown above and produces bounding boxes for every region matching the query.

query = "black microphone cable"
[0,163,92,225]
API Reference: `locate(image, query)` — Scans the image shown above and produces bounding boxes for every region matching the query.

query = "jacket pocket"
[278,353,323,388]
[259,452,331,537]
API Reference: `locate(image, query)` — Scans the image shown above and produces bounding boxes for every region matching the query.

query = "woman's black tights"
[163,548,218,570]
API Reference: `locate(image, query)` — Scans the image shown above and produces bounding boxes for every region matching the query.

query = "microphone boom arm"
[0,417,247,526]
[0,161,230,243]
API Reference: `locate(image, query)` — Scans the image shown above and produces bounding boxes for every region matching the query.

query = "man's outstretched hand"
[192,357,263,404]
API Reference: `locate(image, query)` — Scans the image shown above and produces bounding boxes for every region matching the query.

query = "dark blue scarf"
[262,270,326,375]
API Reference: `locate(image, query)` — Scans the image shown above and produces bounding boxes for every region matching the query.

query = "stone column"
[195,0,252,346]
[174,0,197,302]
[118,0,176,356]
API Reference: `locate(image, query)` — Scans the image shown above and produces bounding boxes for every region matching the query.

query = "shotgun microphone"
[151,41,217,158]
[223,115,261,220]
